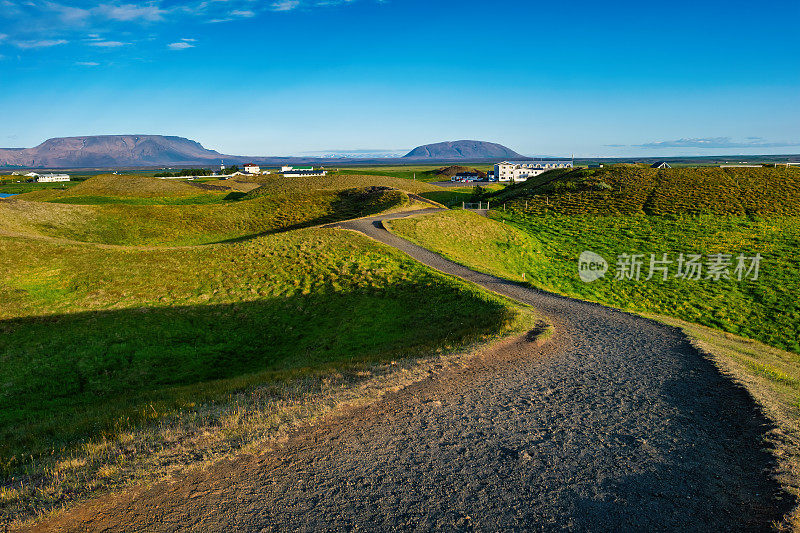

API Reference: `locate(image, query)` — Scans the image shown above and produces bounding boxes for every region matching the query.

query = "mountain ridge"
[0,136,529,169]
[0,135,225,168]
[403,140,524,160]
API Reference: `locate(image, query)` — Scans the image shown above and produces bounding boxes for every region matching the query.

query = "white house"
[36,173,71,183]
[281,166,327,177]
[243,164,261,174]
[494,160,573,182]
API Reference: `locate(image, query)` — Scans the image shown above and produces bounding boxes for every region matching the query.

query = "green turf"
[0,181,80,194]
[0,227,523,473]
[489,165,800,216]
[0,171,529,477]
[1,183,409,246]
[389,210,800,354]
[333,165,494,183]
[44,193,246,205]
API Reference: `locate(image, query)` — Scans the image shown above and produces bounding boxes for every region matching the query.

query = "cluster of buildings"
[280,166,327,177]
[235,163,327,178]
[451,160,574,183]
[13,171,71,183]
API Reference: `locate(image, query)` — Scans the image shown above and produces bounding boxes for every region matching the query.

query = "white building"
[494,160,573,182]
[281,166,327,177]
[36,173,71,183]
[243,164,261,174]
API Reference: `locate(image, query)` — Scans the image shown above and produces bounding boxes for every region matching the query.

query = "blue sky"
[1,0,798,157]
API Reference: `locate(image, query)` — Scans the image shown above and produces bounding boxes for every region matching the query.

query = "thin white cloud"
[1,0,374,56]
[14,39,69,49]
[181,37,196,41]
[636,137,800,149]
[46,2,91,24]
[271,0,300,11]
[168,41,194,49]
[96,3,165,22]
[76,61,100,66]
[89,40,128,47]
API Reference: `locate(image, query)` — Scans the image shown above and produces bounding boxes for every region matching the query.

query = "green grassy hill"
[18,174,223,203]
[0,174,419,246]
[333,166,493,183]
[0,172,534,523]
[0,227,524,469]
[389,210,800,354]
[490,165,800,216]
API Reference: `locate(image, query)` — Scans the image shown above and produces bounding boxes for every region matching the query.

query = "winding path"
[28,209,792,532]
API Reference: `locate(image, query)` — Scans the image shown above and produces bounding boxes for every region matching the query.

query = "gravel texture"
[26,209,793,532]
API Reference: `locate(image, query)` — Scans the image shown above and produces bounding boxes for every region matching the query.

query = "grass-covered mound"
[332,165,493,183]
[244,172,444,195]
[0,180,409,246]
[389,210,800,354]
[19,174,221,202]
[434,165,487,179]
[0,227,524,471]
[490,165,800,216]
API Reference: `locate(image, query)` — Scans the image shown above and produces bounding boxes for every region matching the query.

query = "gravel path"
[27,210,792,532]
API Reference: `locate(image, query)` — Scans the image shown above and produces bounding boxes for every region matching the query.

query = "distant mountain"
[0,135,531,169]
[0,135,226,168]
[403,140,524,160]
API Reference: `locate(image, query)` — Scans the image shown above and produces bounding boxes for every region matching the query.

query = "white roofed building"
[494,160,573,182]
[281,166,327,177]
[36,173,70,183]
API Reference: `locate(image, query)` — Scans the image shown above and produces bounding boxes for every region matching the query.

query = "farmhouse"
[36,173,71,183]
[281,166,327,177]
[494,159,573,182]
[243,164,261,174]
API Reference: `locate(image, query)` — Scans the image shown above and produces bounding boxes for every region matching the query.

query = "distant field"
[0,180,80,194]
[420,183,504,207]
[333,165,493,183]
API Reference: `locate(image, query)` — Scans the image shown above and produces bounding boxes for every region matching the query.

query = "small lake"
[0,193,17,199]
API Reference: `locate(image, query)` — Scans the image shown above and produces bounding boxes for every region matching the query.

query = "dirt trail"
[25,209,793,531]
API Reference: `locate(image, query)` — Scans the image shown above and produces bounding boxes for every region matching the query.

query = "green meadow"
[1,174,418,246]
[0,173,527,487]
[389,210,800,353]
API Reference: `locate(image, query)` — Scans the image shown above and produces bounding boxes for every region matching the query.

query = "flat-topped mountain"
[404,140,524,160]
[0,135,224,168]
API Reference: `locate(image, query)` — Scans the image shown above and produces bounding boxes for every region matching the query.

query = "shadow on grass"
[212,187,407,244]
[0,281,514,475]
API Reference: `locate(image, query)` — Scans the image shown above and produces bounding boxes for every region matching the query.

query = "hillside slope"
[490,166,800,216]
